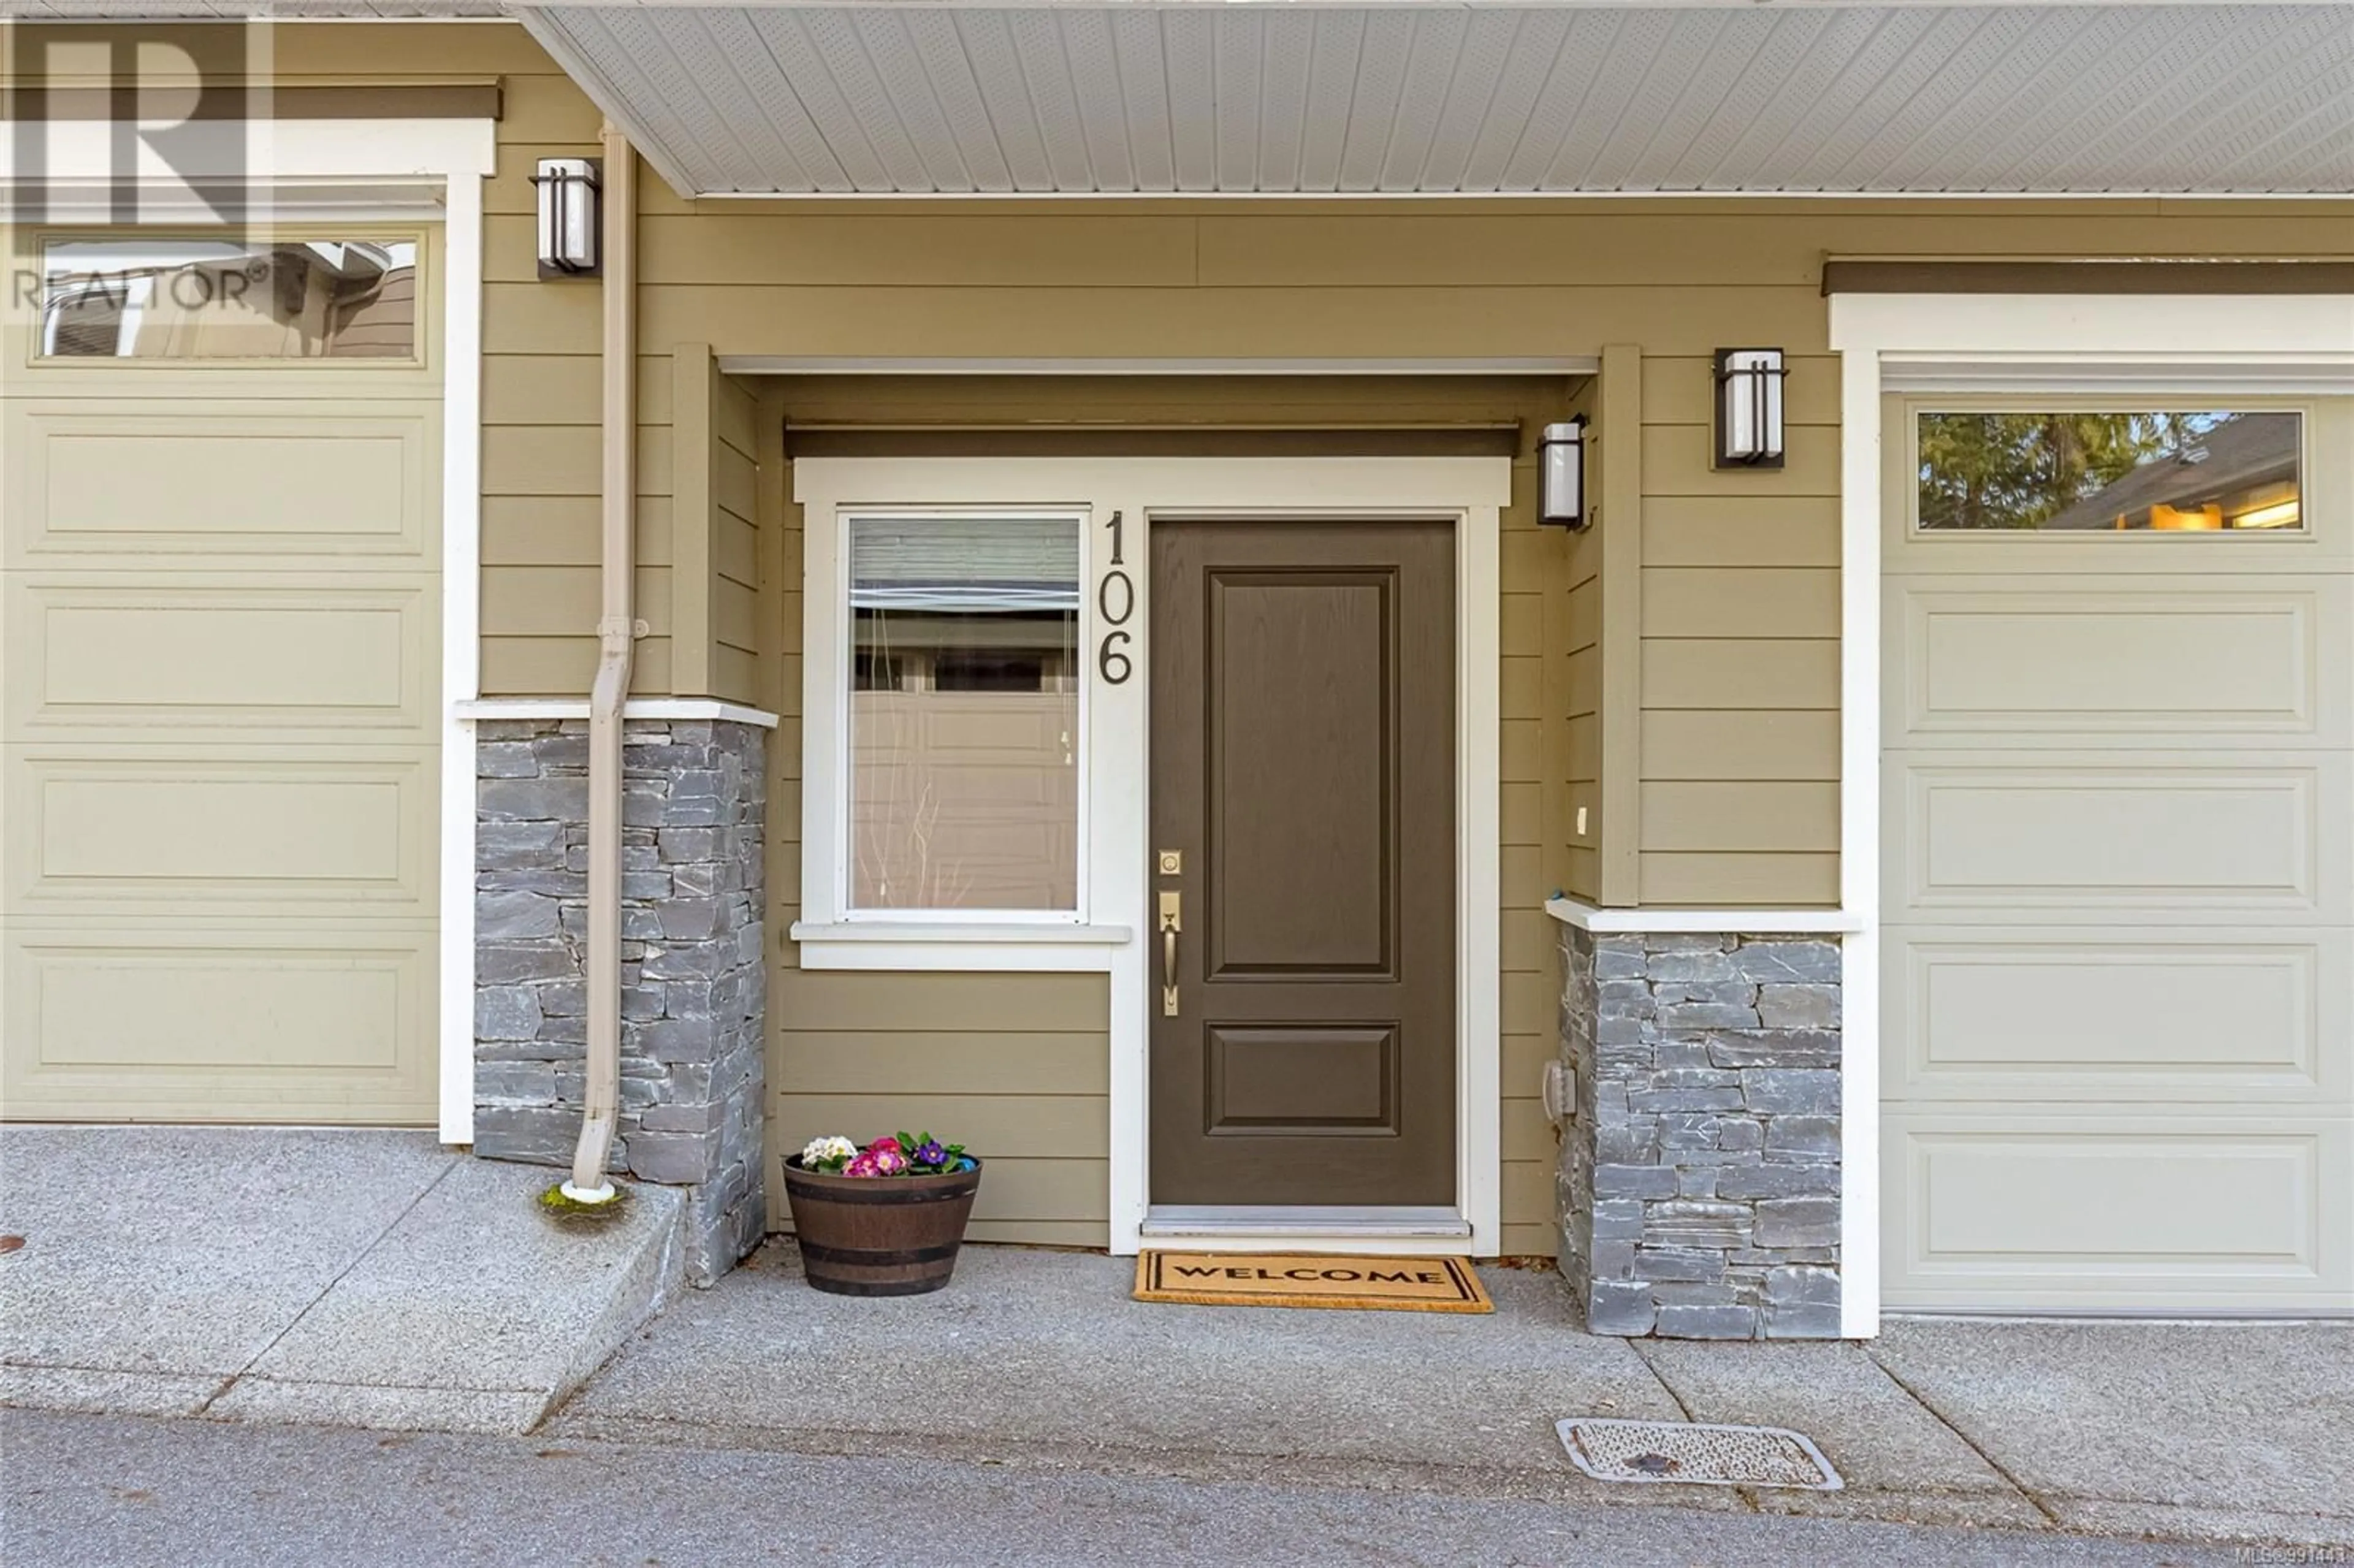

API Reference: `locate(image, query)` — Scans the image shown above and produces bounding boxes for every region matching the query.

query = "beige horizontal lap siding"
[1636,356,1842,907]
[761,376,1572,1254]
[769,974,1114,1247]
[468,26,682,697]
[667,347,766,706]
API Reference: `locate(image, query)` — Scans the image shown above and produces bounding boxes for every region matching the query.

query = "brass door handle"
[1159,890,1181,1016]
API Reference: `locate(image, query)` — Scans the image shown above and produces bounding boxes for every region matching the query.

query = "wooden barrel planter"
[780,1157,984,1296]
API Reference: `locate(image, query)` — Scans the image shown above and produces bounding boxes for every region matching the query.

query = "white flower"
[800,1135,858,1170]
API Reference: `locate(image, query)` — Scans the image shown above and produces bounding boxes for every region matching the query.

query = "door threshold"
[1141,1205,1472,1242]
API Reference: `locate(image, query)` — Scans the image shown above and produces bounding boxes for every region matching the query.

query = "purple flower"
[914,1141,948,1167]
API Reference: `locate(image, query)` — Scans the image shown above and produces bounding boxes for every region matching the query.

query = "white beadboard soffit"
[520,4,2354,196]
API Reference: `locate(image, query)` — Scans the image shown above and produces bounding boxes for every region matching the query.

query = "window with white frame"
[842,511,1083,915]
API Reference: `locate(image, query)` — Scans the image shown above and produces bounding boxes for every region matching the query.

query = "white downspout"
[564,124,636,1204]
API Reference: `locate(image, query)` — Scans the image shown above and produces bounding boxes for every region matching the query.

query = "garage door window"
[1917,411,2302,532]
[39,238,421,361]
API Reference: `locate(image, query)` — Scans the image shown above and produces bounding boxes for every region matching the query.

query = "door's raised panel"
[10,757,430,909]
[2,927,436,1123]
[1895,756,2339,919]
[1206,569,1394,976]
[4,402,435,563]
[1887,930,2344,1102]
[1882,1115,2347,1310]
[1891,582,2337,743]
[4,581,433,738]
[1205,1025,1400,1135]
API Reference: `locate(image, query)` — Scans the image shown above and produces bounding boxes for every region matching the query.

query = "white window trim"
[1830,290,2354,1339]
[791,455,1509,1255]
[2,116,495,1146]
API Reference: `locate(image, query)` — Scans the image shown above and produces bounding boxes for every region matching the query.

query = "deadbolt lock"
[1156,849,1182,876]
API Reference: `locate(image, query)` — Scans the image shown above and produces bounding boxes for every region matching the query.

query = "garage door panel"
[1891,753,2347,922]
[3,926,435,1123]
[1883,1114,2348,1312]
[1886,927,2348,1103]
[4,578,436,740]
[7,754,433,914]
[1884,395,2352,1315]
[1,248,444,1126]
[2,400,436,565]
[1889,577,2347,746]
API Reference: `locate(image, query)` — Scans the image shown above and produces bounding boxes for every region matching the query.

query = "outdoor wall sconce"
[534,157,602,278]
[1713,348,1787,469]
[1539,417,1589,528]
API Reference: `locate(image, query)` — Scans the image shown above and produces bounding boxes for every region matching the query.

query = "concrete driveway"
[551,1241,2354,1551]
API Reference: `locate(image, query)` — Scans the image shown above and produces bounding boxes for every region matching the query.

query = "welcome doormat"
[1133,1251,1493,1314]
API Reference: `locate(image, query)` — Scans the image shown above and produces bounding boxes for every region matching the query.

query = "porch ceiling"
[520,3,2354,197]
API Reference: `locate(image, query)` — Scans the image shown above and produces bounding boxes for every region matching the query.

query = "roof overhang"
[516,2,2354,197]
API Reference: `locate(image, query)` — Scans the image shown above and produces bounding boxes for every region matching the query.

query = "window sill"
[788,920,1133,973]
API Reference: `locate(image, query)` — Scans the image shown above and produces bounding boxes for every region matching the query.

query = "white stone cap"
[455,698,781,729]
[1544,896,1864,935]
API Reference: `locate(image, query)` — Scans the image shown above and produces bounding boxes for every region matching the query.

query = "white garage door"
[1883,398,2353,1314]
[2,233,442,1124]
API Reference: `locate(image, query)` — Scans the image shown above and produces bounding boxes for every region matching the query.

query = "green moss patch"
[538,1181,633,1231]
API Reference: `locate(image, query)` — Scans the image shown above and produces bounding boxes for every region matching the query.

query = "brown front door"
[1149,519,1457,1206]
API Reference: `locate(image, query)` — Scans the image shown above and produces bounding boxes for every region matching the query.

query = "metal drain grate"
[1556,1418,1843,1490]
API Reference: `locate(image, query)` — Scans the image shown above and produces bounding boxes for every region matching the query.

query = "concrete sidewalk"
[6,1144,2347,1556]
[0,1128,681,1434]
[553,1240,2354,1553]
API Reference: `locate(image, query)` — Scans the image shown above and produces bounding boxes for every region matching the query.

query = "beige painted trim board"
[1597,344,1644,906]
[726,357,1604,377]
[791,455,1509,1255]
[670,344,716,699]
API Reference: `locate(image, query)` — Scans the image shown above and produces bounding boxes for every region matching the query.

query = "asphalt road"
[1,1408,2238,1567]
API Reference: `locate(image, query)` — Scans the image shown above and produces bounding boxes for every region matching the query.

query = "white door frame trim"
[788,455,1509,1257]
[1830,290,2354,1338]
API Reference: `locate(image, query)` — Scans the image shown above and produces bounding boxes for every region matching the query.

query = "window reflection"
[40,238,419,360]
[847,514,1081,913]
[1918,411,2301,532]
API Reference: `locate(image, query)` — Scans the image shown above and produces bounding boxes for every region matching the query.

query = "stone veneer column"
[469,717,768,1286]
[1555,924,1844,1338]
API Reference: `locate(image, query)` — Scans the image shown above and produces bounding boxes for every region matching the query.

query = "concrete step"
[1,1129,685,1436]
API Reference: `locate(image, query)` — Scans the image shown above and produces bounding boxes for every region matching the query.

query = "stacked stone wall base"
[1556,923,1844,1339]
[470,718,768,1286]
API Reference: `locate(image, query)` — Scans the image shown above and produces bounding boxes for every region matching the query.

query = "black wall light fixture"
[1539,416,1589,528]
[1713,348,1787,469]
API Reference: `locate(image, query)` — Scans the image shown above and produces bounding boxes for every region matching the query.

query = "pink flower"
[872,1147,908,1175]
[844,1151,882,1178]
[867,1136,902,1153]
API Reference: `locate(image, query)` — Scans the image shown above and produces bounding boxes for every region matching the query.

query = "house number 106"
[1098,511,1134,685]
